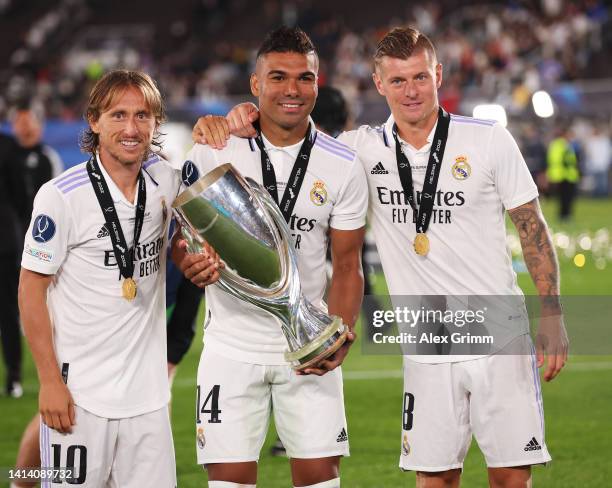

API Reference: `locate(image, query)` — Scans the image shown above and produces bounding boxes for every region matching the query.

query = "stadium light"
[472,104,507,127]
[532,90,554,118]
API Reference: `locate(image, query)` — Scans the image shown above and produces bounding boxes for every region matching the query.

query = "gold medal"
[122,277,137,301]
[414,233,429,256]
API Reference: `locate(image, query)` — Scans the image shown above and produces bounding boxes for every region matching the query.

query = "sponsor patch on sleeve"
[24,243,54,262]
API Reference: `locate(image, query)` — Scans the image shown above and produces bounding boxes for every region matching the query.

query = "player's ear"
[89,115,100,134]
[250,73,260,97]
[435,63,443,89]
[372,71,385,96]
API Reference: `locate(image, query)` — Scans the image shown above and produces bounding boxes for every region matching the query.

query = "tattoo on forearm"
[509,199,560,300]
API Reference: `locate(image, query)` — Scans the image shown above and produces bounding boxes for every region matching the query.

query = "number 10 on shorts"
[196,385,222,424]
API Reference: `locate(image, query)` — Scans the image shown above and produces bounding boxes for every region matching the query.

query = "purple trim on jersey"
[315,138,355,161]
[54,172,89,189]
[317,132,354,153]
[309,128,318,143]
[451,115,496,126]
[60,179,90,194]
[143,155,160,169]
[40,421,49,487]
[315,136,355,160]
[54,167,87,186]
[529,341,545,437]
[382,127,390,147]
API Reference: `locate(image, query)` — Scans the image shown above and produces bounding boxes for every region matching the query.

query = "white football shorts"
[195,347,349,464]
[39,405,176,487]
[399,334,551,471]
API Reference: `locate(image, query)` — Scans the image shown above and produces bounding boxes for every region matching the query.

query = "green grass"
[1,197,611,487]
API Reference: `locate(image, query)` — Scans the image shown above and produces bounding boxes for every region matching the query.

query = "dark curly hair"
[80,69,165,156]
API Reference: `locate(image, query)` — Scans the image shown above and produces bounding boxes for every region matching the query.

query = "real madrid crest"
[402,433,411,455]
[161,197,168,225]
[310,180,327,206]
[451,155,471,180]
[197,427,206,449]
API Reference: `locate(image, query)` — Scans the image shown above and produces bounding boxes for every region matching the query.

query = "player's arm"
[508,198,569,381]
[18,268,75,433]
[192,103,259,147]
[302,227,365,376]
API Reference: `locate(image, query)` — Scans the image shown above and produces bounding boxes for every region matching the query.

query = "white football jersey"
[22,154,180,418]
[339,114,538,363]
[176,124,367,364]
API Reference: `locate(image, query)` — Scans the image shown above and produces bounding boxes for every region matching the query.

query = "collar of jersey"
[257,116,316,159]
[95,153,137,206]
[384,113,438,154]
[260,133,303,159]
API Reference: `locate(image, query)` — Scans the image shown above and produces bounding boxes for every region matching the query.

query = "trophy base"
[285,319,349,371]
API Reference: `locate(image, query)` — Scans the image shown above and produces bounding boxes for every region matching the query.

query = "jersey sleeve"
[177,143,226,191]
[336,128,363,150]
[329,154,368,230]
[489,123,539,210]
[21,182,73,275]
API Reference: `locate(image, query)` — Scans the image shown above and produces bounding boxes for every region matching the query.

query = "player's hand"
[298,330,356,376]
[175,238,224,288]
[226,102,259,138]
[535,314,569,382]
[192,115,231,149]
[39,380,75,433]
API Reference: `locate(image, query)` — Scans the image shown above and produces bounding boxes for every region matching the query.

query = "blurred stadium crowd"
[0,0,611,195]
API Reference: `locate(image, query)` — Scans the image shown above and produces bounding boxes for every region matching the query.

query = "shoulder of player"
[313,130,358,164]
[48,161,90,201]
[140,152,176,183]
[187,135,250,161]
[338,124,389,149]
[449,114,499,136]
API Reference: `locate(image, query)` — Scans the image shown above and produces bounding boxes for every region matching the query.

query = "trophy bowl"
[172,163,348,370]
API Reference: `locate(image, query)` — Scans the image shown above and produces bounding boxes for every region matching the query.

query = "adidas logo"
[371,162,389,174]
[336,428,348,443]
[97,225,109,239]
[524,437,542,451]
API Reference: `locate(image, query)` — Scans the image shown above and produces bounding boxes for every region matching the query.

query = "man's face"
[373,49,442,127]
[12,110,42,148]
[89,86,156,167]
[251,51,318,130]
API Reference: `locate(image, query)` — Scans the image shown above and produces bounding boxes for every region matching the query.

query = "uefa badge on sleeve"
[451,156,471,180]
[310,180,328,206]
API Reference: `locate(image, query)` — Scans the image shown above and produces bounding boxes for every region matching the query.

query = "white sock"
[208,481,256,488]
[295,478,340,488]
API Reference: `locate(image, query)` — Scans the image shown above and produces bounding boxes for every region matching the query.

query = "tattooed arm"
[508,198,569,381]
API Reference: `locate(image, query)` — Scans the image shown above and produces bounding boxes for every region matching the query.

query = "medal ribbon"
[253,121,316,223]
[87,156,146,282]
[393,107,450,234]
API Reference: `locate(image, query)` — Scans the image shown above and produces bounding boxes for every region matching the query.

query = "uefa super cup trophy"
[172,163,348,370]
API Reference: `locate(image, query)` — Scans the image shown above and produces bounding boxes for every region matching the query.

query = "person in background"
[583,123,611,198]
[0,102,63,400]
[547,126,579,221]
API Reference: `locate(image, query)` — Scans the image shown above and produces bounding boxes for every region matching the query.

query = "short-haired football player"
[173,27,367,488]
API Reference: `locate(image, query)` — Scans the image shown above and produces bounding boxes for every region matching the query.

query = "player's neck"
[98,149,141,204]
[395,105,439,150]
[259,114,309,147]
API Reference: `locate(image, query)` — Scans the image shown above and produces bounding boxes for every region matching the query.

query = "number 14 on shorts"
[196,385,222,423]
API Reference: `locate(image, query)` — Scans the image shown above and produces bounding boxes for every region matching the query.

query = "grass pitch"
[1,197,611,487]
